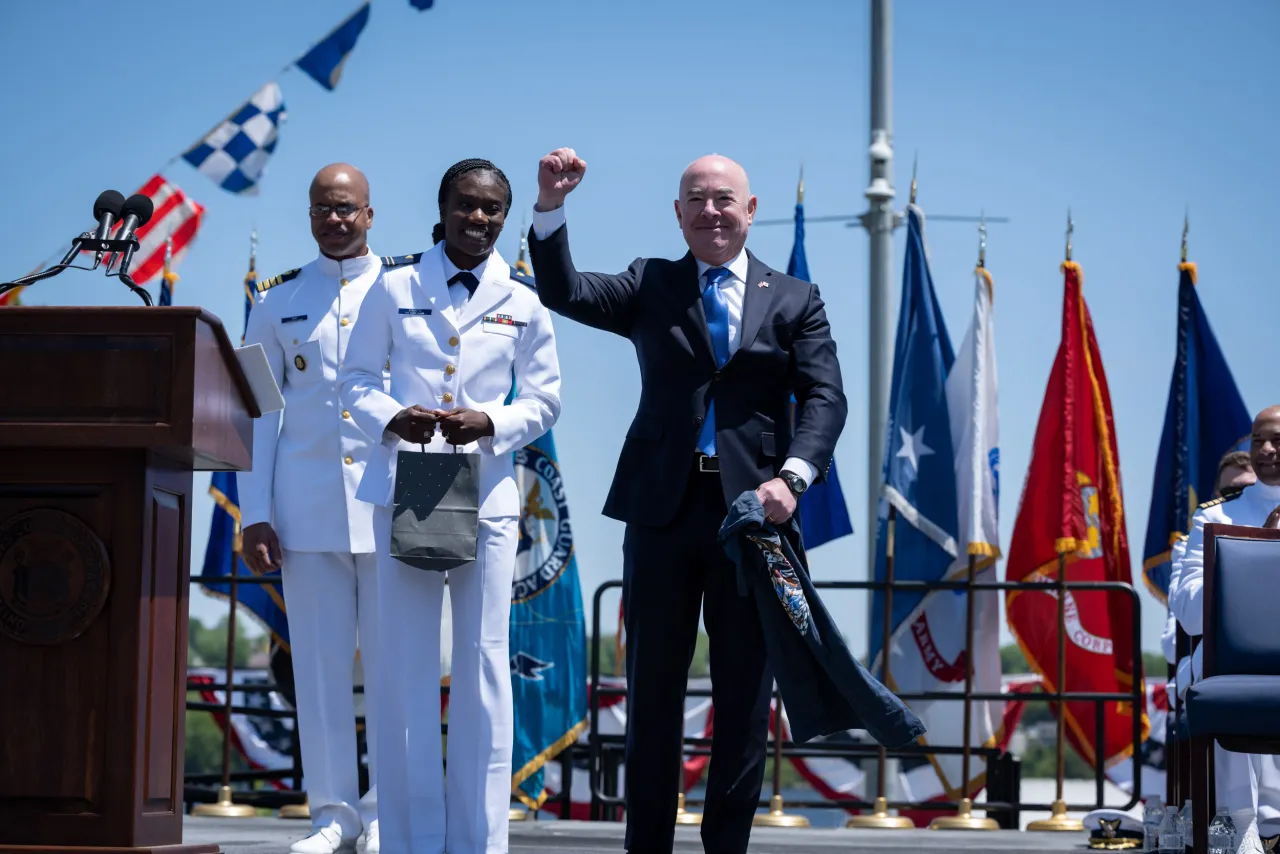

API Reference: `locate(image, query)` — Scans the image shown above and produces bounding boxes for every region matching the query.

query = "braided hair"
[432,158,513,245]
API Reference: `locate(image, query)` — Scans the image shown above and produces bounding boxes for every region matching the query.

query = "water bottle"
[1144,797,1166,852]
[1159,805,1183,852]
[1179,801,1193,850]
[1208,808,1237,854]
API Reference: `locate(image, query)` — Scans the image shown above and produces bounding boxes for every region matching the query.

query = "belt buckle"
[698,455,718,473]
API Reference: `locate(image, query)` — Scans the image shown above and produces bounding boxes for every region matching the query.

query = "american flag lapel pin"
[756,280,769,288]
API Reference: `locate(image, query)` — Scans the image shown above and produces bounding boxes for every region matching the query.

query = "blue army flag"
[507,255,589,809]
[1142,258,1251,601]
[868,203,958,674]
[786,175,853,548]
[296,3,371,91]
[198,239,289,648]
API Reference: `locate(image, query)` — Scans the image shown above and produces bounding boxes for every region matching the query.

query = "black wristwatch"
[780,471,808,497]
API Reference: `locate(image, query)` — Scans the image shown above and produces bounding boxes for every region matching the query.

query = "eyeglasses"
[309,204,364,219]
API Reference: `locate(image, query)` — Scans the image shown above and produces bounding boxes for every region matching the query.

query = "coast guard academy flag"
[182,82,287,195]
[1142,260,1251,600]
[296,3,371,91]
[507,263,588,809]
[1005,260,1148,769]
[198,248,289,648]
[901,262,1005,800]
[786,193,853,548]
[869,203,958,674]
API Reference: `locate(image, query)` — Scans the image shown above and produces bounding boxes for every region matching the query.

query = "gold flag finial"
[797,164,805,205]
[978,212,987,269]
[1065,209,1074,262]
[1181,208,1189,263]
[909,153,918,205]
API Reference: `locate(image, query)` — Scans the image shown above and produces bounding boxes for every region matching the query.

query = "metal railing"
[184,568,1146,825]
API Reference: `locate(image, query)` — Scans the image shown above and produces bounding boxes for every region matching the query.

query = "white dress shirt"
[532,204,817,487]
[440,249,495,314]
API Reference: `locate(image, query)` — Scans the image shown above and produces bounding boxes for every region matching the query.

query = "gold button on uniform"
[442,392,454,403]
[342,410,351,419]
[340,278,349,286]
[449,336,459,347]
[344,455,354,464]
[444,364,456,376]
[340,317,350,327]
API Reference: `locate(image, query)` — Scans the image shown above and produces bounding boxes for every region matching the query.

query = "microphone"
[90,190,126,268]
[112,194,154,277]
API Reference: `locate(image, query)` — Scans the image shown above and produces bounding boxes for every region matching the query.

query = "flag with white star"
[869,203,959,675]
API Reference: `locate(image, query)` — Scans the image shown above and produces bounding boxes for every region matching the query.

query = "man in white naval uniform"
[1171,406,1280,853]
[240,163,385,854]
[1162,451,1254,702]
[340,159,561,854]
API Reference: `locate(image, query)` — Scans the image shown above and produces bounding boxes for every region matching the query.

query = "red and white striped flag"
[108,174,206,285]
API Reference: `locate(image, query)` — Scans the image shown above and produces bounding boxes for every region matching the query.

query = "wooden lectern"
[0,307,263,854]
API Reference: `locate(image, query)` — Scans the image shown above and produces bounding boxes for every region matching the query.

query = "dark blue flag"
[296,3,371,91]
[198,242,289,648]
[785,198,852,548]
[869,205,958,672]
[200,471,291,648]
[506,260,588,810]
[409,0,434,8]
[1142,261,1250,600]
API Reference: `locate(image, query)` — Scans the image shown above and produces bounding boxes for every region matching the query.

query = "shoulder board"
[256,268,300,293]
[1199,490,1244,510]
[380,252,422,269]
[509,264,537,290]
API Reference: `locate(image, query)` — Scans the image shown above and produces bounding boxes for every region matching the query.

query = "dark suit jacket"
[528,222,848,528]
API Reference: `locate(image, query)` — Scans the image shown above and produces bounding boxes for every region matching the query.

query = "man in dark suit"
[527,148,847,854]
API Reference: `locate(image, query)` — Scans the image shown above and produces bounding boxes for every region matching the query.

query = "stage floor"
[185,816,1092,853]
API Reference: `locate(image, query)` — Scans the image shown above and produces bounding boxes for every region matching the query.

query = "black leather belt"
[696,454,719,473]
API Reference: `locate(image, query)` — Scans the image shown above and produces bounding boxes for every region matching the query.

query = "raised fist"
[536,147,587,211]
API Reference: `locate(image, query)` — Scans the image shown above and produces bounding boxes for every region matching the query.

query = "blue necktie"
[697,266,731,456]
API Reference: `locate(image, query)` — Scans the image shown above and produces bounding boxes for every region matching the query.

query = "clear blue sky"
[4,0,1278,658]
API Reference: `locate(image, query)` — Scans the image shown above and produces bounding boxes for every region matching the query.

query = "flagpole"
[929,223,1000,831]
[847,505,912,829]
[863,0,897,654]
[191,536,256,818]
[753,684,808,827]
[674,736,701,825]
[1028,216,1085,833]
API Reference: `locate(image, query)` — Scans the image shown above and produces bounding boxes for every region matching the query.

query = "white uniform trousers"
[1216,742,1280,839]
[280,550,380,840]
[372,505,516,854]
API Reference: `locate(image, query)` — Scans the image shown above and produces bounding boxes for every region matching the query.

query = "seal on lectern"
[0,508,110,645]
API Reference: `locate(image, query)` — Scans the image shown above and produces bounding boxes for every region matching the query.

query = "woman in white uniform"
[339,159,562,854]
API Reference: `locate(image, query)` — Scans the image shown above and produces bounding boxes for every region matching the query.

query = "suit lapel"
[680,252,717,367]
[455,250,515,330]
[417,246,458,331]
[734,250,777,358]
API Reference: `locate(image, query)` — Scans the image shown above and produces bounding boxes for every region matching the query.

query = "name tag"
[399,308,432,316]
[482,313,527,328]
[281,314,308,324]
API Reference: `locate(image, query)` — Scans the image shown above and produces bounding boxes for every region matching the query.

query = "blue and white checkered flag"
[182,82,287,195]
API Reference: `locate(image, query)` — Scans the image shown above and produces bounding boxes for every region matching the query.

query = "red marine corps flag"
[1005,250,1148,771]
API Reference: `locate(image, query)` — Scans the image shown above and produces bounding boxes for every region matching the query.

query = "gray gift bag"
[389,444,480,572]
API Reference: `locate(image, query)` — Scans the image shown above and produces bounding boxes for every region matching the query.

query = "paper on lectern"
[234,343,285,414]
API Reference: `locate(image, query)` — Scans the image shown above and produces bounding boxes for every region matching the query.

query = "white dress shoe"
[361,823,379,854]
[289,826,357,854]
